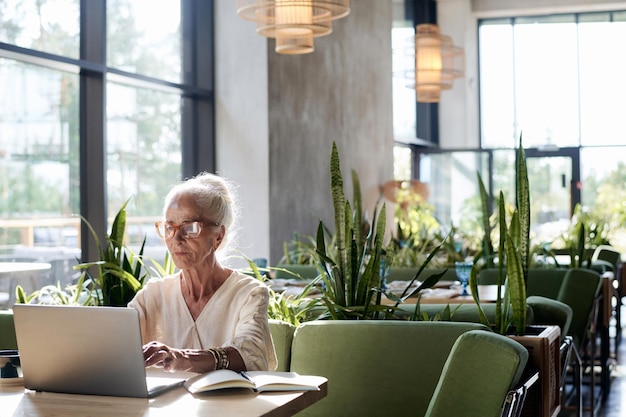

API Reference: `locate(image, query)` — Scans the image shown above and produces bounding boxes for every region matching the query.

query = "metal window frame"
[0,0,215,262]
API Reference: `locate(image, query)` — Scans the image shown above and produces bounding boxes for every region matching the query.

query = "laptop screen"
[13,304,180,398]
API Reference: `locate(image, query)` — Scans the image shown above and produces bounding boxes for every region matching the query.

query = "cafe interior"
[2,0,626,416]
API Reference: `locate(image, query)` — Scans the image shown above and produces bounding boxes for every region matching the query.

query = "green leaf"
[397,233,446,300]
[110,197,131,250]
[469,264,489,326]
[477,172,494,267]
[402,269,446,302]
[330,142,347,279]
[351,169,363,248]
[505,232,527,335]
[516,135,530,281]
[496,192,507,330]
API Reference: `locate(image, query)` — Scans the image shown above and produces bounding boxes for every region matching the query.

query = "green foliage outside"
[15,197,176,306]
[0,0,181,249]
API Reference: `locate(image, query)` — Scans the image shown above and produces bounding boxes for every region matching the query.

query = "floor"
[597,331,626,417]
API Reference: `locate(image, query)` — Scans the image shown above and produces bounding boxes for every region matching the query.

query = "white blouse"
[128,270,277,371]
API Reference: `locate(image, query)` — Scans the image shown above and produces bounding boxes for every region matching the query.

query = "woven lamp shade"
[414,24,464,103]
[237,0,350,54]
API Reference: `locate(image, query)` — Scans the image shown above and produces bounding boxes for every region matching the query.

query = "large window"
[477,11,626,250]
[0,0,213,287]
[393,9,626,254]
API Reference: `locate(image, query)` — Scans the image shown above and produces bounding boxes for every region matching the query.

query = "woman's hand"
[142,341,188,372]
[142,341,246,373]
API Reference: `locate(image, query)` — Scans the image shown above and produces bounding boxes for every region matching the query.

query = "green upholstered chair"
[476,267,499,285]
[424,329,529,417]
[556,268,603,413]
[478,268,568,299]
[527,268,569,299]
[591,245,621,273]
[0,309,17,350]
[268,319,296,372]
[591,245,623,349]
[556,268,602,349]
[289,320,518,417]
[526,295,573,342]
[396,302,535,326]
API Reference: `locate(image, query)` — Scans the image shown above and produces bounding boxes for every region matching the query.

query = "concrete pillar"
[267,0,394,263]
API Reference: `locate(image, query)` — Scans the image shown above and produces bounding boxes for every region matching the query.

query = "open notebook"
[13,304,195,398]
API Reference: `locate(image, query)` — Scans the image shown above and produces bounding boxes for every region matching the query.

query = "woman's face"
[163,194,224,269]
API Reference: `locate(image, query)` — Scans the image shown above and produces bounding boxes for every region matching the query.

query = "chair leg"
[561,337,582,417]
[572,346,583,417]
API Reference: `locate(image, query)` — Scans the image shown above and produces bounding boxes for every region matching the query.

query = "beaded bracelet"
[216,347,230,370]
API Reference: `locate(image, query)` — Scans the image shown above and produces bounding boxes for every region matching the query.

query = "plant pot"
[509,325,561,417]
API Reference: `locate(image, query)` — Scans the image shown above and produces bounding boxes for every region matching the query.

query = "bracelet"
[206,348,219,371]
[215,347,230,370]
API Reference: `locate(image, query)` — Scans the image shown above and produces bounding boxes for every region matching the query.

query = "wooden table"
[0,375,328,417]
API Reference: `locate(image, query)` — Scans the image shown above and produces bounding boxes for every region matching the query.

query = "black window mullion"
[79,0,107,263]
[181,0,215,177]
[413,0,438,145]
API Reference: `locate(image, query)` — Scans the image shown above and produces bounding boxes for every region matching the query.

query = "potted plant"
[308,142,445,320]
[471,136,561,417]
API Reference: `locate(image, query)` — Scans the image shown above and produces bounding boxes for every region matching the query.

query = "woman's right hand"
[142,341,186,371]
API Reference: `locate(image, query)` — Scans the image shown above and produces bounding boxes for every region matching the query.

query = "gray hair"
[163,172,240,256]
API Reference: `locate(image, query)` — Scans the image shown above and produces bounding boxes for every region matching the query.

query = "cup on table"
[0,350,21,379]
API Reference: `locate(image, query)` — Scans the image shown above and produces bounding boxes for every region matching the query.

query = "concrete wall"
[214,1,270,265]
[215,0,394,265]
[267,0,394,263]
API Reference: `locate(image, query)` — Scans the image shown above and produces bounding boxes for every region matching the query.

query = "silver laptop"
[13,304,190,398]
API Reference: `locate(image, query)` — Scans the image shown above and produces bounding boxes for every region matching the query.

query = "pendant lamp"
[236,0,350,55]
[413,24,464,103]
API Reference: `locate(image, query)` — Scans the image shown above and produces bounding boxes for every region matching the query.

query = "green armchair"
[288,320,528,417]
[268,319,296,372]
[425,329,528,417]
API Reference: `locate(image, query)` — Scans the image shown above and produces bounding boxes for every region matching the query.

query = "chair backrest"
[424,330,529,417]
[0,309,17,350]
[527,268,568,299]
[477,268,499,285]
[592,245,621,270]
[556,268,602,348]
[526,295,573,342]
[268,319,296,372]
[396,303,535,325]
[477,268,568,299]
[289,320,490,417]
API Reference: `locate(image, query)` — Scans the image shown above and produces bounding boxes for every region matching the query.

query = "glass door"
[524,148,580,246]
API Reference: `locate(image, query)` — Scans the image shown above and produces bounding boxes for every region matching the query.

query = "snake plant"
[471,135,529,335]
[312,142,445,320]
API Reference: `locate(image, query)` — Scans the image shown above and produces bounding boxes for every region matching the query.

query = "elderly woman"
[128,172,277,373]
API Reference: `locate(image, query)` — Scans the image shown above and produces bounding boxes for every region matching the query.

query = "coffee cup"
[0,350,21,379]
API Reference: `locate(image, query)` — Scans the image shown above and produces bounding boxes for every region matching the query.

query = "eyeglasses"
[155,220,219,239]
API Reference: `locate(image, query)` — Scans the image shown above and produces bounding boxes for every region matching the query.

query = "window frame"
[0,0,215,261]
